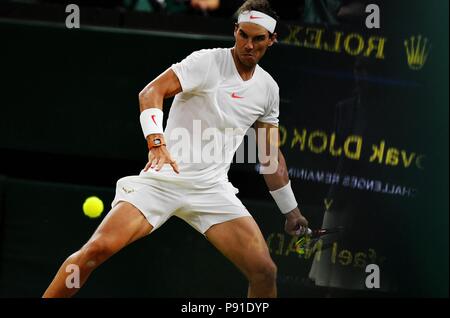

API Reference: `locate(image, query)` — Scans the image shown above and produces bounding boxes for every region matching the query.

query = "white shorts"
[111,175,251,234]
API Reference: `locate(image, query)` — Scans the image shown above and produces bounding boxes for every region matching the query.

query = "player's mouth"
[242,53,255,61]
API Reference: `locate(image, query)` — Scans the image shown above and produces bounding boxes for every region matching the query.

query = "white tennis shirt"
[140,48,280,188]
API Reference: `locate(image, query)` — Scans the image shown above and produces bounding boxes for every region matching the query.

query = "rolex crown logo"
[404,35,431,70]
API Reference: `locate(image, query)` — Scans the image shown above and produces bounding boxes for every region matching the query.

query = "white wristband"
[269,181,298,214]
[140,108,164,138]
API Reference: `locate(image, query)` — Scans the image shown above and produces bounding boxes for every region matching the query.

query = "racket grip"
[297,227,312,236]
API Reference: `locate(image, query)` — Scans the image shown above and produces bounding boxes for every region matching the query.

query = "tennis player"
[43,0,308,298]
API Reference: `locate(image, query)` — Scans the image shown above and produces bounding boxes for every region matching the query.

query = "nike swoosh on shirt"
[231,93,244,99]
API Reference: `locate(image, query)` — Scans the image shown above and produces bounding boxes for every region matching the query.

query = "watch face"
[154,138,161,145]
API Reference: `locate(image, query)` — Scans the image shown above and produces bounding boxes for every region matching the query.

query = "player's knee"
[263,261,277,282]
[248,259,277,284]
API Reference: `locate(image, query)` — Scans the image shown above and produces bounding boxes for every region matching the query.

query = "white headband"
[238,10,277,34]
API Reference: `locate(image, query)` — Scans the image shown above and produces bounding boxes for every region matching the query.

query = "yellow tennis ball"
[83,196,104,218]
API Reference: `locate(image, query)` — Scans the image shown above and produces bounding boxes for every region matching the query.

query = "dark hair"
[236,0,279,22]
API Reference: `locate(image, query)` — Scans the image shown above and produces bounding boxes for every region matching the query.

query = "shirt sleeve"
[171,49,216,94]
[258,84,280,126]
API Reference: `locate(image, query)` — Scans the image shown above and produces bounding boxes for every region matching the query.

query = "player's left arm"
[254,121,309,235]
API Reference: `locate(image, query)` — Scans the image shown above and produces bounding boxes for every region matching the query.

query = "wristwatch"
[147,134,166,150]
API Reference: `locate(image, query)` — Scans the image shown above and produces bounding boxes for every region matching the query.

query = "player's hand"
[190,0,219,11]
[144,146,179,174]
[284,207,308,236]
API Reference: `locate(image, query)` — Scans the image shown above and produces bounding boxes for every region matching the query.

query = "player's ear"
[234,23,239,35]
[268,32,278,47]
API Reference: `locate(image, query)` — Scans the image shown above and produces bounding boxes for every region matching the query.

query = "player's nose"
[245,39,254,50]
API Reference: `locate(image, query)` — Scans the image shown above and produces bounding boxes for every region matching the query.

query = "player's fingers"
[165,154,179,174]
[170,160,179,174]
[150,157,159,169]
[300,218,309,228]
[285,224,295,236]
[143,161,152,172]
[148,152,155,163]
[155,157,166,171]
[294,224,301,236]
[295,225,306,236]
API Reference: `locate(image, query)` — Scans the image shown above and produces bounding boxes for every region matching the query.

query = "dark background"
[0,0,448,297]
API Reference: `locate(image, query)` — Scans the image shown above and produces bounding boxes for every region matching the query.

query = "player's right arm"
[139,68,182,109]
[139,49,216,173]
[139,68,182,174]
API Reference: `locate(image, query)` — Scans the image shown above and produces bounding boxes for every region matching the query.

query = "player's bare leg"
[205,216,277,298]
[42,201,152,298]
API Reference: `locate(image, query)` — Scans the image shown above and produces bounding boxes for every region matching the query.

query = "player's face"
[234,22,276,67]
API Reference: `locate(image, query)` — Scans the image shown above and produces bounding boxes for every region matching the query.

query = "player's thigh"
[86,201,153,252]
[205,216,274,277]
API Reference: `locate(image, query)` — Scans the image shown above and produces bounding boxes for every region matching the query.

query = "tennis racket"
[295,226,343,254]
[303,226,343,238]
